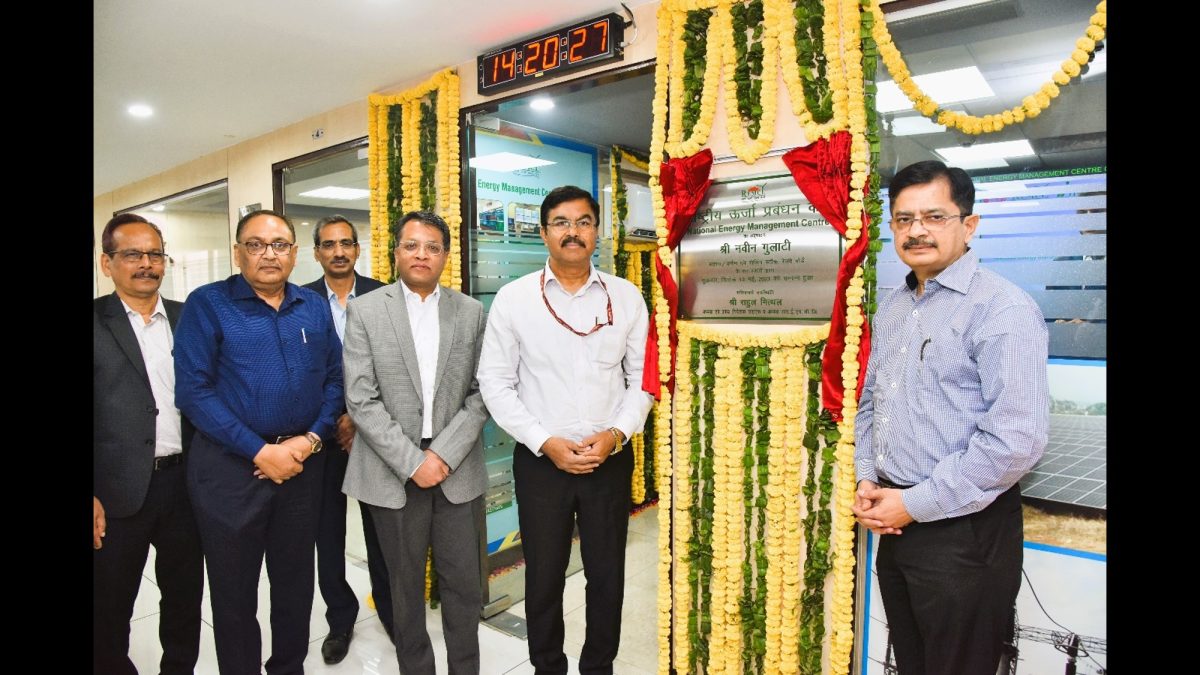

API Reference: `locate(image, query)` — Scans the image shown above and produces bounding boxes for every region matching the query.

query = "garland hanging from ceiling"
[367,68,462,289]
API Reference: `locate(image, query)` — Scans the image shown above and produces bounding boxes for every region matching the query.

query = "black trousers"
[513,442,632,675]
[313,445,393,636]
[369,482,484,674]
[876,483,1023,675]
[187,433,320,675]
[93,461,204,675]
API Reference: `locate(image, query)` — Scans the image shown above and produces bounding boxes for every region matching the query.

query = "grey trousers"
[368,482,483,674]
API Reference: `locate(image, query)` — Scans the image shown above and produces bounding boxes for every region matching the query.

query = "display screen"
[478,13,624,94]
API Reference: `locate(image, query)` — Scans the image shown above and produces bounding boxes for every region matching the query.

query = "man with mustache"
[94,213,203,674]
[301,215,393,663]
[851,161,1049,675]
[478,185,654,674]
[174,209,343,674]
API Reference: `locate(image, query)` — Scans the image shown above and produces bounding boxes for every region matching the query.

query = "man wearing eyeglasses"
[342,211,489,673]
[174,208,343,674]
[478,185,654,675]
[301,215,394,664]
[94,213,203,675]
[851,161,1048,675]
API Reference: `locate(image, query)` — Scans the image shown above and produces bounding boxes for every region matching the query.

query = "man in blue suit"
[302,215,394,664]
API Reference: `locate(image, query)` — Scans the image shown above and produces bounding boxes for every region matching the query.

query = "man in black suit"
[94,213,203,674]
[302,215,393,664]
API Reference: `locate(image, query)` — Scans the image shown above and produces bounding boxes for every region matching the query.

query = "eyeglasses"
[546,217,596,232]
[106,249,167,264]
[239,240,295,256]
[317,238,358,251]
[890,213,967,232]
[397,240,445,256]
[540,269,613,336]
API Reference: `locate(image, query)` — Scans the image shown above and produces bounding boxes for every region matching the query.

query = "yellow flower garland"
[781,346,806,673]
[673,325,826,674]
[655,385,673,675]
[367,69,462,289]
[665,4,724,158]
[672,338,694,674]
[717,2,780,163]
[869,0,1107,134]
[773,0,843,143]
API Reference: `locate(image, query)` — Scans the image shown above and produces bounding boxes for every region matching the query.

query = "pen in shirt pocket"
[302,327,307,344]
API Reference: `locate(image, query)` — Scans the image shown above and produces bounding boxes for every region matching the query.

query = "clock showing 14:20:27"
[477,12,626,96]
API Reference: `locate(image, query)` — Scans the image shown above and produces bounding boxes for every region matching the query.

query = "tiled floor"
[127,504,660,674]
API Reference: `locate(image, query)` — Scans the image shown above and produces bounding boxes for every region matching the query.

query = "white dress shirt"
[121,296,183,458]
[477,262,654,455]
[324,278,358,342]
[400,280,441,440]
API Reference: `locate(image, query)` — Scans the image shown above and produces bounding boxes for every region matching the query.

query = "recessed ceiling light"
[468,152,556,172]
[128,104,154,118]
[301,222,310,226]
[877,66,994,113]
[530,97,555,111]
[935,139,1035,163]
[151,204,166,212]
[298,186,371,200]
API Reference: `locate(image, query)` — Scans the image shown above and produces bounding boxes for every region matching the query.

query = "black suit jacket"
[303,272,386,426]
[94,292,195,518]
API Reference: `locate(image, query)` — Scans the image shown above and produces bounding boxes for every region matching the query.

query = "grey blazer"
[341,282,488,509]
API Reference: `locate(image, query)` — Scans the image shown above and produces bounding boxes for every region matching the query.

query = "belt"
[265,432,309,444]
[153,454,184,471]
[876,475,913,490]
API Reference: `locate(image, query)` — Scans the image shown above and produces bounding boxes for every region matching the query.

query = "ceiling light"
[882,0,1000,22]
[877,66,994,113]
[298,186,371,200]
[530,97,555,111]
[935,139,1035,164]
[888,115,944,136]
[128,104,154,118]
[151,204,166,212]
[469,152,556,172]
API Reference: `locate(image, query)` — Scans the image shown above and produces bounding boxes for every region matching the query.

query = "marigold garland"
[367,69,461,289]
[868,0,1106,134]
[720,1,780,162]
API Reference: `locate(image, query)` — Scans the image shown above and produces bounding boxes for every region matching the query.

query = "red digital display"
[478,14,624,95]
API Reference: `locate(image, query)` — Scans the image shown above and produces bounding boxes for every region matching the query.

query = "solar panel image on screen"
[1019,414,1105,510]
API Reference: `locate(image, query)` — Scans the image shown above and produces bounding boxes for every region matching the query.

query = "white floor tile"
[125,505,661,674]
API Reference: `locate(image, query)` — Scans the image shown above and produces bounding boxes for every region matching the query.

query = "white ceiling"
[94,0,648,196]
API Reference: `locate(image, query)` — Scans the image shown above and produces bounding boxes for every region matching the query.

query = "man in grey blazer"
[94,213,203,674]
[342,211,489,674]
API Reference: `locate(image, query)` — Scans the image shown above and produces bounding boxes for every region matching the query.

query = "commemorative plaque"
[678,173,842,321]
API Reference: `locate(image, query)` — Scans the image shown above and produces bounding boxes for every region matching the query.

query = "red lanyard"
[540,269,613,337]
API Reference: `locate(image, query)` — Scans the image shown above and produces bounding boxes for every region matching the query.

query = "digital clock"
[477,13,625,96]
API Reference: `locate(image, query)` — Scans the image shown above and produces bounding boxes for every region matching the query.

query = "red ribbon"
[643,149,714,398]
[782,131,872,421]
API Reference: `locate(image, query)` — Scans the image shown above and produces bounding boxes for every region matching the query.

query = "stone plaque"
[678,173,842,321]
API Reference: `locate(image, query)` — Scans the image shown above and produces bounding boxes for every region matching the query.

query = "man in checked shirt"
[852,160,1049,675]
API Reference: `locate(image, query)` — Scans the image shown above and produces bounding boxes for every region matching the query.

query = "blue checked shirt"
[854,250,1049,522]
[174,274,344,461]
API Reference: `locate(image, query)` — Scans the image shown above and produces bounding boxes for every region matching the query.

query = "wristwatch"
[609,427,625,453]
[305,431,324,456]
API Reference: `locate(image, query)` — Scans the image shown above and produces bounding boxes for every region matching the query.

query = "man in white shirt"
[94,214,203,674]
[301,215,392,663]
[478,185,654,675]
[342,211,490,673]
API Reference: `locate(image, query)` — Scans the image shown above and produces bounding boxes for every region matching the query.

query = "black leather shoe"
[321,630,353,665]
